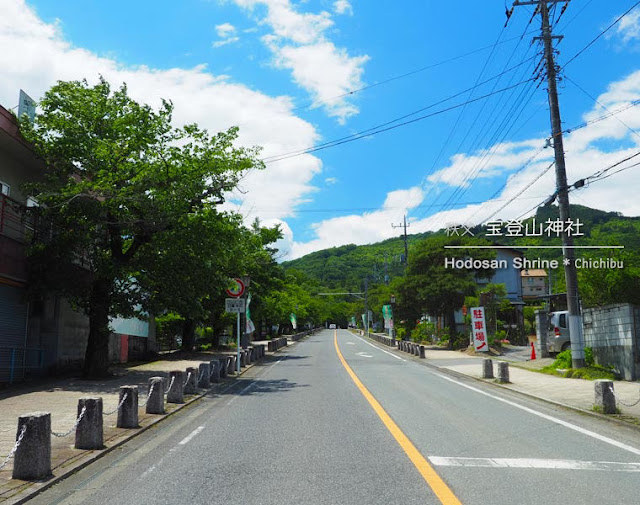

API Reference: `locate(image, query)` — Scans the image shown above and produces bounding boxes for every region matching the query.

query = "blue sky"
[2,0,640,258]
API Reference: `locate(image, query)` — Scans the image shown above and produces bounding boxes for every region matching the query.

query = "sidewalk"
[422,346,640,423]
[0,345,284,503]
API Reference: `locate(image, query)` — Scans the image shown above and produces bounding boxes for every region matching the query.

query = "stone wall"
[583,303,640,380]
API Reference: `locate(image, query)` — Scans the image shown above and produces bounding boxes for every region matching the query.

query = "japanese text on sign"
[445,218,585,238]
[225,298,246,313]
[470,306,488,352]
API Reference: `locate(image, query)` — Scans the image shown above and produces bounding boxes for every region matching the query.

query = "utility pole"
[392,215,410,264]
[512,0,585,367]
[364,277,369,336]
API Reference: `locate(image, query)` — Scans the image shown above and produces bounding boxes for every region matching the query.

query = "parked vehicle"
[548,310,570,354]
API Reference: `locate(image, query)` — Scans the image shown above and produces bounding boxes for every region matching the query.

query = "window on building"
[0,181,10,196]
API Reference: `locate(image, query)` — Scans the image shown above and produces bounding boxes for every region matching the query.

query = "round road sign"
[226,278,245,298]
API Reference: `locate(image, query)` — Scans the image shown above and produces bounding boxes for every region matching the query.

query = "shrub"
[585,347,594,367]
[553,349,573,369]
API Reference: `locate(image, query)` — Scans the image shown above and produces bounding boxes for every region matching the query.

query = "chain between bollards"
[164,376,176,396]
[51,406,87,438]
[0,425,26,471]
[609,385,640,407]
[138,383,155,408]
[103,393,129,416]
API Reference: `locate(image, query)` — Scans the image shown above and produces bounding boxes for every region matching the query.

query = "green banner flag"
[289,312,297,330]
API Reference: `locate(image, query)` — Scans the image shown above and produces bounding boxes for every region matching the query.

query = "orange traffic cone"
[530,341,537,360]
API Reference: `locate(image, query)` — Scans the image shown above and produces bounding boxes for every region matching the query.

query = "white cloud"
[325,176,338,185]
[0,0,321,227]
[614,9,640,44]
[333,0,353,16]
[215,22,236,38]
[233,0,368,122]
[213,22,239,47]
[283,69,640,259]
[213,36,240,48]
[285,187,423,258]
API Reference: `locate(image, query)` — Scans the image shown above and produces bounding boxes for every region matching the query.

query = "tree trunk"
[447,311,457,350]
[181,318,197,351]
[83,277,112,378]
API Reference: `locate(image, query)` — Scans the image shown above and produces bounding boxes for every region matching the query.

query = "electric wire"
[290,31,538,113]
[564,75,640,142]
[414,18,542,221]
[262,77,536,164]
[411,23,513,213]
[563,0,640,68]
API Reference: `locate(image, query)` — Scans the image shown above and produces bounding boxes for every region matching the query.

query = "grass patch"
[538,347,617,381]
[592,405,622,414]
[540,364,616,381]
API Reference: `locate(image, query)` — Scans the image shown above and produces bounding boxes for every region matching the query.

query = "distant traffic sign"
[225,278,245,298]
[225,298,246,313]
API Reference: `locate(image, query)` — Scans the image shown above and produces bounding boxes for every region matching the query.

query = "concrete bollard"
[595,380,616,414]
[419,345,425,359]
[413,344,419,356]
[75,398,103,449]
[246,347,253,365]
[117,385,139,429]
[198,363,211,389]
[482,359,494,379]
[227,355,236,375]
[219,358,228,378]
[13,412,51,480]
[167,371,185,404]
[184,367,198,395]
[146,377,165,415]
[209,360,220,383]
[240,350,247,367]
[497,362,510,383]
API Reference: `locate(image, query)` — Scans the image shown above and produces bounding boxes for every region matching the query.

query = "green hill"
[283,205,640,304]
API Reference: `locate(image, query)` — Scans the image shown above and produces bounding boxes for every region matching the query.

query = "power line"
[477,160,555,224]
[414,18,542,222]
[563,0,640,68]
[290,31,538,113]
[412,24,514,216]
[262,56,536,163]
[564,75,640,142]
[262,77,536,164]
[513,149,640,221]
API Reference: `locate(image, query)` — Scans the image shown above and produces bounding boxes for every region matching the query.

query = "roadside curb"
[3,341,301,505]
[361,334,640,435]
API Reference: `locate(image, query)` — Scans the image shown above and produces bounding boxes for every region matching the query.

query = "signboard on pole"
[470,306,488,352]
[225,278,245,298]
[225,298,246,313]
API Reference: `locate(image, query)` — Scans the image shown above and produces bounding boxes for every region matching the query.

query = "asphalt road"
[31,329,640,504]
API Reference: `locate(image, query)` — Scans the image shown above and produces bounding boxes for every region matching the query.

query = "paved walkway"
[0,346,276,502]
[423,346,640,420]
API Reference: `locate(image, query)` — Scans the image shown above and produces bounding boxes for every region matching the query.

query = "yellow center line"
[334,330,462,505]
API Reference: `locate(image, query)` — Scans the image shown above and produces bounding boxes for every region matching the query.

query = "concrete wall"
[582,303,640,381]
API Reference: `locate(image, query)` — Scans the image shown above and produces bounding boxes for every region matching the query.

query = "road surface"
[31,329,640,504]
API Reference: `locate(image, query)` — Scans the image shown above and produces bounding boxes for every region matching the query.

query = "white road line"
[433,372,640,457]
[429,456,640,472]
[179,425,205,445]
[356,352,373,358]
[353,334,406,361]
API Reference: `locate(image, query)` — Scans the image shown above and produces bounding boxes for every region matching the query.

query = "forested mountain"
[283,205,640,309]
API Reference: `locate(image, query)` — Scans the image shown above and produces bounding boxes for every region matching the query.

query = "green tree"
[396,236,495,348]
[21,78,262,377]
